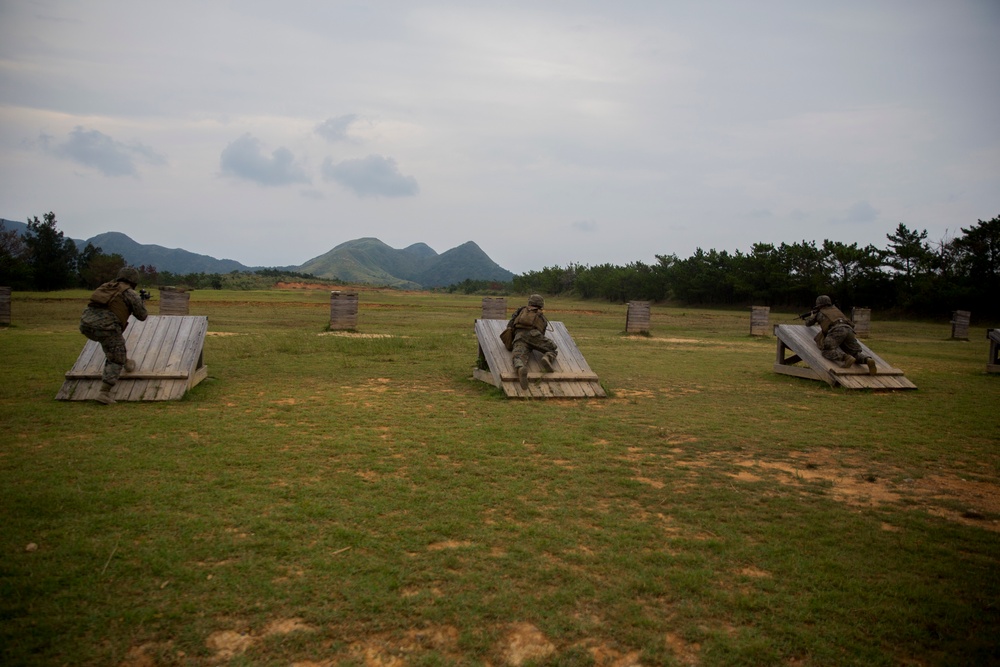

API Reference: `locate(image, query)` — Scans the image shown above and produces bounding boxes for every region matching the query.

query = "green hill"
[294,238,514,288]
[2,218,515,288]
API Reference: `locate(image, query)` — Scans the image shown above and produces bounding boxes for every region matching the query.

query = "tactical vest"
[817,305,853,334]
[513,306,546,333]
[88,281,132,328]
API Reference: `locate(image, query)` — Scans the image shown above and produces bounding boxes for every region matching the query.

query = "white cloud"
[315,115,360,143]
[41,126,165,177]
[219,134,309,186]
[321,155,419,198]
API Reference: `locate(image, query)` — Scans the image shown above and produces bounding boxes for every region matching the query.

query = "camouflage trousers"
[79,323,127,386]
[819,324,870,364]
[511,329,557,369]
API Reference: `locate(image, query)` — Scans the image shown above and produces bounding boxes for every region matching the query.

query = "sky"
[1,1,998,275]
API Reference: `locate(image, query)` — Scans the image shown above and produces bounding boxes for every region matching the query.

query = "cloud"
[315,114,360,143]
[321,155,419,198]
[833,201,879,225]
[43,126,165,177]
[219,134,309,186]
[571,219,598,232]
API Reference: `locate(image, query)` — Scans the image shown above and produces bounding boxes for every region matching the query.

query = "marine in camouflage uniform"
[79,267,148,404]
[804,295,876,375]
[507,294,558,389]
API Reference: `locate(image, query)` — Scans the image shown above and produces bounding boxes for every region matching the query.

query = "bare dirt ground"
[275,282,344,290]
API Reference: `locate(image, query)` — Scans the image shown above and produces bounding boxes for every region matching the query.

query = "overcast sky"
[1,1,998,274]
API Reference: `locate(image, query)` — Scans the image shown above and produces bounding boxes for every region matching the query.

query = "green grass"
[1,289,998,666]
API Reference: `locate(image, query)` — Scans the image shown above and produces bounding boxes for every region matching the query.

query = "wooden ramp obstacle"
[750,306,770,336]
[158,287,190,315]
[987,329,1000,374]
[473,319,606,398]
[57,315,209,401]
[330,291,359,330]
[481,297,507,320]
[773,324,916,390]
[626,301,650,334]
[951,310,971,340]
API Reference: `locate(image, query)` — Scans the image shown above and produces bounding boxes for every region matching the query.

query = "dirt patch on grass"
[120,618,319,665]
[275,282,344,290]
[319,332,394,338]
[731,448,1000,531]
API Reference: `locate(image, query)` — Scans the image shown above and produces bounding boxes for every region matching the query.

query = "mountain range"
[0,219,515,288]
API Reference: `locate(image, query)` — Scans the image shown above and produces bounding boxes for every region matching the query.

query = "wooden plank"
[626,301,651,333]
[472,368,499,387]
[773,324,916,390]
[121,316,169,377]
[473,319,605,398]
[988,329,1000,374]
[750,306,770,336]
[951,310,971,340]
[159,289,190,316]
[65,371,190,380]
[0,286,11,325]
[851,307,871,337]
[481,297,507,320]
[499,372,600,382]
[58,316,208,401]
[773,364,824,382]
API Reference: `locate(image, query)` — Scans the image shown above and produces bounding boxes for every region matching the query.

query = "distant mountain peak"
[295,237,513,288]
[2,217,513,287]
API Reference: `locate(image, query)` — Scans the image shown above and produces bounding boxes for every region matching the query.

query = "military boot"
[841,355,856,369]
[95,382,116,405]
[541,353,556,372]
[517,365,528,389]
[865,358,877,375]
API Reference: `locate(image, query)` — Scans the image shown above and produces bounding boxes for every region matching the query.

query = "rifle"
[796,309,815,321]
[139,289,152,301]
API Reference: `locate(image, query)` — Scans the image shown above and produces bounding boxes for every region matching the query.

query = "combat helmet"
[815,295,832,308]
[116,266,140,287]
[528,294,544,308]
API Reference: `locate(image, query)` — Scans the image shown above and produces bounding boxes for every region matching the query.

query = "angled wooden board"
[474,319,606,398]
[773,324,916,390]
[57,315,209,401]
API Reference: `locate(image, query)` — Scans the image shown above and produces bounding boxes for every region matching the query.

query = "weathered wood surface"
[951,310,971,340]
[474,319,606,398]
[851,307,871,337]
[750,306,770,336]
[56,315,209,401]
[481,297,507,320]
[626,301,650,334]
[159,288,190,316]
[988,329,1000,374]
[0,286,10,325]
[773,324,916,390]
[330,291,359,329]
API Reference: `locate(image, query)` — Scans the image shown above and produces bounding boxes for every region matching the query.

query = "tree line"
[508,217,1000,318]
[0,213,146,291]
[5,212,997,319]
[0,213,331,292]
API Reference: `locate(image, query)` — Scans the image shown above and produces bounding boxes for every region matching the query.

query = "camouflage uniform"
[507,295,558,388]
[79,277,148,387]
[804,295,875,373]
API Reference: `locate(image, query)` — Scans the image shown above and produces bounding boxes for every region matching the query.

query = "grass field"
[1,288,998,666]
